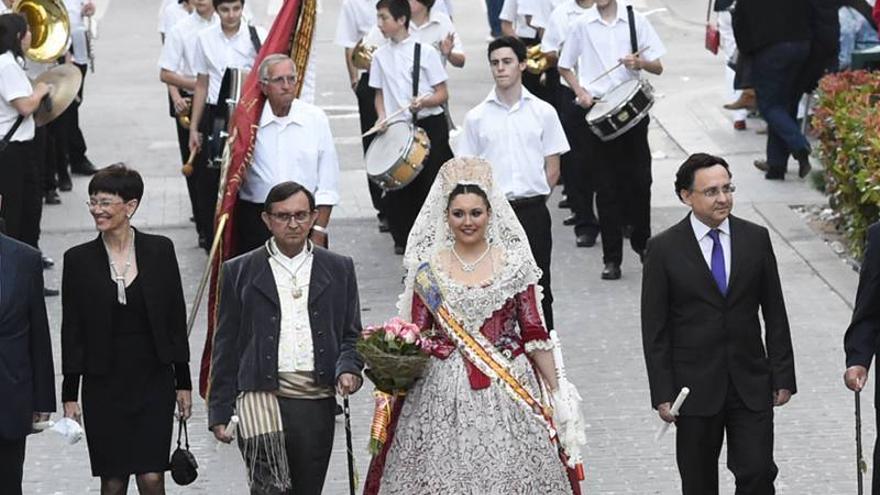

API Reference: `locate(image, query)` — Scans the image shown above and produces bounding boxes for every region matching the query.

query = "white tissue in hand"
[50,418,84,445]
[552,378,587,458]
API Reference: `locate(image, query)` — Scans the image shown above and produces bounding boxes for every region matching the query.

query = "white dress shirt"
[520,0,565,29]
[0,53,35,142]
[239,99,340,205]
[63,0,91,65]
[458,87,570,200]
[500,0,538,38]
[558,5,666,97]
[368,36,448,121]
[192,22,266,104]
[409,11,464,67]
[334,0,376,49]
[158,1,189,36]
[159,12,218,78]
[541,0,593,54]
[268,239,316,373]
[690,214,731,285]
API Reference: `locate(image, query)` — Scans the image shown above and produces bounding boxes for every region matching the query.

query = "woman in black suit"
[61,164,192,495]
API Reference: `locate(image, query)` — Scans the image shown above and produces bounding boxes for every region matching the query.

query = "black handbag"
[170,417,198,486]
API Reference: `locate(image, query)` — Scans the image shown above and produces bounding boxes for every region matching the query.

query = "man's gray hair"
[258,54,297,82]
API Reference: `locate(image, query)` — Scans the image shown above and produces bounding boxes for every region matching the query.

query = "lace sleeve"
[411,293,435,331]
[516,285,553,352]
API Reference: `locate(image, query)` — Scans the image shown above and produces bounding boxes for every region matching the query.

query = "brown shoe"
[724,89,757,111]
[733,120,747,131]
[753,159,768,172]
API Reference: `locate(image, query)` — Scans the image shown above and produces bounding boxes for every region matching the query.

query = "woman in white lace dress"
[364,157,585,495]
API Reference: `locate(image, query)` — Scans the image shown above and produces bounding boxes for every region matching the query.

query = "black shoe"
[622,225,634,239]
[44,287,59,297]
[635,249,646,264]
[794,149,812,178]
[562,214,578,226]
[557,196,570,209]
[42,255,55,270]
[44,190,61,205]
[198,235,208,250]
[753,159,769,172]
[576,232,597,247]
[70,157,98,176]
[378,216,390,233]
[764,171,785,180]
[394,245,405,255]
[58,175,72,192]
[601,262,621,280]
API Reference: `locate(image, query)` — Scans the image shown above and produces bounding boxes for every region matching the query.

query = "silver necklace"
[267,240,312,299]
[451,244,491,273]
[102,228,135,305]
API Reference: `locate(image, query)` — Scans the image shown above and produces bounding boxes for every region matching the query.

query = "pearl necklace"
[102,228,135,305]
[451,244,491,273]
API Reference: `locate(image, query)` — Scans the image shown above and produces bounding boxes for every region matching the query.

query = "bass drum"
[366,121,431,191]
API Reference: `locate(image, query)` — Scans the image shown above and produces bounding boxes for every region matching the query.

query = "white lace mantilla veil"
[396,156,547,329]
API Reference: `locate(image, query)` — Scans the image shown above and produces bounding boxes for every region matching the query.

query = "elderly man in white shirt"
[458,36,569,330]
[236,54,340,253]
[558,0,665,280]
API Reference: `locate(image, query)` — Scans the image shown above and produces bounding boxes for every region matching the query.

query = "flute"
[655,387,690,442]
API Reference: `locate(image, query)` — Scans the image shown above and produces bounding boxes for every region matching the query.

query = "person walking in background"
[61,165,192,495]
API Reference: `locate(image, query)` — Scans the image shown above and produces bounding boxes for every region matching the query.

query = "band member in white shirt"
[541,0,597,247]
[188,0,263,250]
[369,0,453,255]
[60,0,97,182]
[159,0,217,235]
[558,0,664,280]
[457,36,569,330]
[335,0,389,233]
[408,0,465,68]
[236,55,339,253]
[499,0,551,102]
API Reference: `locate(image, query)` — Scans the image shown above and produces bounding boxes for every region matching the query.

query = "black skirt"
[82,277,175,478]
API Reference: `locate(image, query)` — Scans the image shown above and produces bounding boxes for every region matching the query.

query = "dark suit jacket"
[845,222,880,403]
[641,215,797,416]
[733,0,811,54]
[0,234,55,440]
[208,245,364,428]
[61,230,190,381]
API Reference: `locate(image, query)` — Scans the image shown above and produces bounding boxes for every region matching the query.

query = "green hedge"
[814,70,880,258]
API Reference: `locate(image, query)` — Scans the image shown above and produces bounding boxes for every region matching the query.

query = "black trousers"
[235,199,271,255]
[556,85,599,237]
[0,140,42,248]
[874,407,880,493]
[510,198,554,330]
[247,397,336,495]
[67,62,88,166]
[385,113,452,248]
[0,436,26,495]
[676,384,777,495]
[355,73,386,218]
[194,104,221,248]
[589,117,651,265]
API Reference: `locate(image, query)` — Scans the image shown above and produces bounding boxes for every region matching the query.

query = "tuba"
[526,44,551,75]
[351,39,377,71]
[13,0,71,63]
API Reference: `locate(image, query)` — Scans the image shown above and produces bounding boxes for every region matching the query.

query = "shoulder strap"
[706,0,714,23]
[626,5,638,54]
[0,115,25,153]
[412,42,421,124]
[248,24,262,55]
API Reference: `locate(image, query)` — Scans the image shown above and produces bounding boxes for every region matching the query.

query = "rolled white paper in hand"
[654,387,690,442]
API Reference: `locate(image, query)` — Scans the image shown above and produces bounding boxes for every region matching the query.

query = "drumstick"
[655,387,689,442]
[362,92,433,138]
[587,46,649,85]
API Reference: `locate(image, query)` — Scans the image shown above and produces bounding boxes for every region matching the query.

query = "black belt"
[508,195,546,209]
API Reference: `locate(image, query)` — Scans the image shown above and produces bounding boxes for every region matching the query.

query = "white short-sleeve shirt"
[519,0,565,30]
[541,0,593,54]
[159,12,218,78]
[0,53,35,142]
[500,0,538,39]
[368,36,448,121]
[558,5,666,97]
[458,87,570,200]
[64,0,92,65]
[334,0,376,48]
[158,1,189,36]
[192,22,266,104]
[410,11,464,68]
[239,99,341,206]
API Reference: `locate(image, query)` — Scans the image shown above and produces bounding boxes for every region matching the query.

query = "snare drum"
[586,79,654,142]
[365,121,431,191]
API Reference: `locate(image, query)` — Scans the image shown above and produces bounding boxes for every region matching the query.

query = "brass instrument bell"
[526,44,550,75]
[351,39,377,71]
[13,0,71,63]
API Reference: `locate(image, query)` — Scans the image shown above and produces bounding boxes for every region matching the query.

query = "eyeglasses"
[692,184,736,198]
[86,199,124,210]
[267,211,313,225]
[264,75,296,86]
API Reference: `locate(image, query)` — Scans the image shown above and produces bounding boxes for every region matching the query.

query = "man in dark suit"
[844,221,880,493]
[641,153,797,495]
[0,232,56,495]
[208,181,364,494]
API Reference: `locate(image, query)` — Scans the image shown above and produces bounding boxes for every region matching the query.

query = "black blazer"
[0,234,55,440]
[61,230,190,379]
[733,0,811,54]
[208,246,364,428]
[845,222,880,402]
[641,215,796,416]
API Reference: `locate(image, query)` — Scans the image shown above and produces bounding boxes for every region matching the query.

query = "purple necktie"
[708,229,727,295]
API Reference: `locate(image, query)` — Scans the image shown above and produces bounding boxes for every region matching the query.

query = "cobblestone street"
[19,0,871,493]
